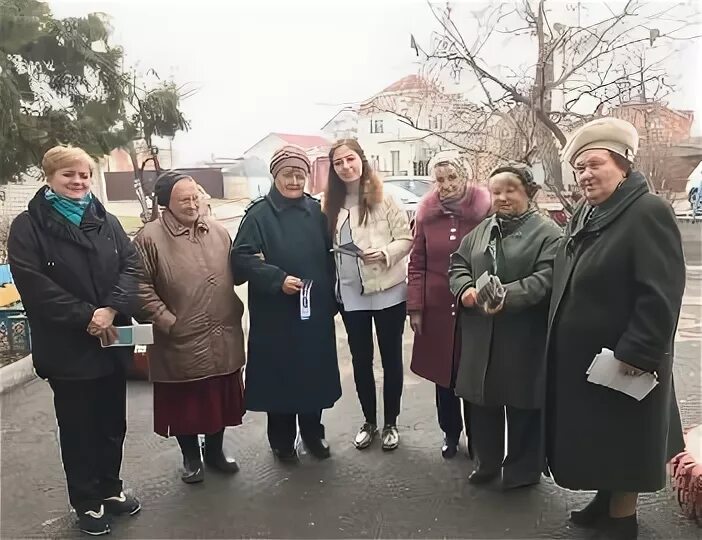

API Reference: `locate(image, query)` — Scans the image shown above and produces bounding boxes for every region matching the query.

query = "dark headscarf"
[154,170,190,207]
[489,165,539,199]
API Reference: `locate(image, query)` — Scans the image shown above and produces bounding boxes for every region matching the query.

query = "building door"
[391,151,400,175]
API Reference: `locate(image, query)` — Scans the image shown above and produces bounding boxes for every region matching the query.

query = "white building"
[354,75,464,177]
[242,132,331,196]
[243,132,331,165]
[321,108,359,142]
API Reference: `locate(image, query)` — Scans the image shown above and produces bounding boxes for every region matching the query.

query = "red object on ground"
[129,349,149,380]
[671,447,702,526]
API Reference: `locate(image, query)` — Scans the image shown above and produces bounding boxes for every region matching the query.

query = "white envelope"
[586,348,658,401]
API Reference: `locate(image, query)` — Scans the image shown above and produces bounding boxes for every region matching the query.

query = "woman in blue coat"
[231,145,341,462]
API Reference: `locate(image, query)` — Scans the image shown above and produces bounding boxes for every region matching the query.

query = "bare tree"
[362,77,525,180]
[396,0,700,214]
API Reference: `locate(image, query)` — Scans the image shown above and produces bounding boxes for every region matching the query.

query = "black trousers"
[267,411,323,451]
[341,302,406,426]
[469,403,543,484]
[48,370,126,513]
[435,385,468,441]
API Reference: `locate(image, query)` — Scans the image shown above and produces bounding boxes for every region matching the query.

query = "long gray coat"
[545,171,685,492]
[449,211,562,409]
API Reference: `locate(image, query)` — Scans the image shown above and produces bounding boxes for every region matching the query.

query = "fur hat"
[562,117,639,165]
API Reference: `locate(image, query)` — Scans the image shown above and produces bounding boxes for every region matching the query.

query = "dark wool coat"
[231,187,341,414]
[407,185,491,388]
[449,211,562,409]
[545,171,686,492]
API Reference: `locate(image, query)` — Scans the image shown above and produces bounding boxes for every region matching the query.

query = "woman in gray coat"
[449,165,561,490]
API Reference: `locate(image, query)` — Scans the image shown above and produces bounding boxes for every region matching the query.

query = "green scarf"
[44,188,92,226]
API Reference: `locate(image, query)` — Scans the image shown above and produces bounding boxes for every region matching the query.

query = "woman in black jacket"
[8,146,142,536]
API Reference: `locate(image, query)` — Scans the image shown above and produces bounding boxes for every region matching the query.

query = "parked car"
[310,177,426,224]
[382,182,422,224]
[382,176,434,199]
[383,176,433,226]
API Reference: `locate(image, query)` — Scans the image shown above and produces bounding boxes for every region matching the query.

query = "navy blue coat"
[231,187,341,413]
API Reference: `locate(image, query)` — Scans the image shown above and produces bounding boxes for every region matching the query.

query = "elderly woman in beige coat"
[134,171,246,485]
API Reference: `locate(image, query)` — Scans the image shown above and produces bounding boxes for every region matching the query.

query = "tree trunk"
[126,140,150,223]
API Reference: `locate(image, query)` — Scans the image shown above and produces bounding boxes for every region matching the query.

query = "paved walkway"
[2,320,700,539]
[1,229,700,539]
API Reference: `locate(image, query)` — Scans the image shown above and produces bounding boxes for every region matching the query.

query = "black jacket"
[231,187,341,413]
[8,187,140,380]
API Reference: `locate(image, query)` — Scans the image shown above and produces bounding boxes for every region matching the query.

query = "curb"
[0,354,36,394]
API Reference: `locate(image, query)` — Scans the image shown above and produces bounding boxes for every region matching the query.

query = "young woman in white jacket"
[323,139,412,451]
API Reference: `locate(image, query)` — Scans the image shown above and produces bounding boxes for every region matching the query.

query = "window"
[391,151,400,175]
[431,115,443,130]
[370,119,384,134]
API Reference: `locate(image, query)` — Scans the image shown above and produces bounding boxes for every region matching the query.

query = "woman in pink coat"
[408,151,491,458]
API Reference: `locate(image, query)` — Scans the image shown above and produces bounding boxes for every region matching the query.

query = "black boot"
[272,447,299,462]
[570,490,611,527]
[468,467,500,485]
[441,434,459,459]
[176,435,204,484]
[302,424,331,460]
[595,514,638,540]
[204,430,240,474]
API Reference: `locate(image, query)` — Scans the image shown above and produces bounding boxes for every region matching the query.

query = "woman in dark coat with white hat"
[546,117,686,540]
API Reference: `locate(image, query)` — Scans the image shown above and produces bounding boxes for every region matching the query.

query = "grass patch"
[116,216,144,234]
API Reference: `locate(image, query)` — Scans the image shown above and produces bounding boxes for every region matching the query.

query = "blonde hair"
[41,146,95,179]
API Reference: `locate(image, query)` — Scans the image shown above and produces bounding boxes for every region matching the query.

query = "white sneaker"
[382,425,399,451]
[353,423,378,449]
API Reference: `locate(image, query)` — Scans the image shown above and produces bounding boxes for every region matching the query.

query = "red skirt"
[153,371,245,437]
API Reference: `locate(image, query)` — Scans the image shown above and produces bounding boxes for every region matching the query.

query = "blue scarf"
[44,189,92,226]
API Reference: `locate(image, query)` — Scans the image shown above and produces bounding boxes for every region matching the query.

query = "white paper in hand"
[300,279,313,321]
[586,348,658,401]
[475,271,490,293]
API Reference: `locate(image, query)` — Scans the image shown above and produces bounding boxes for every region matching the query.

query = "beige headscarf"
[427,150,472,180]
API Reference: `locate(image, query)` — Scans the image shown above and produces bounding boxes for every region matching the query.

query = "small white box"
[100,324,154,348]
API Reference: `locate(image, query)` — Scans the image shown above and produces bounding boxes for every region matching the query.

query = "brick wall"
[0,184,39,219]
[609,103,694,144]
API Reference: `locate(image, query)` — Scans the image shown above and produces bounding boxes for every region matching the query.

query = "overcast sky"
[51,0,702,167]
